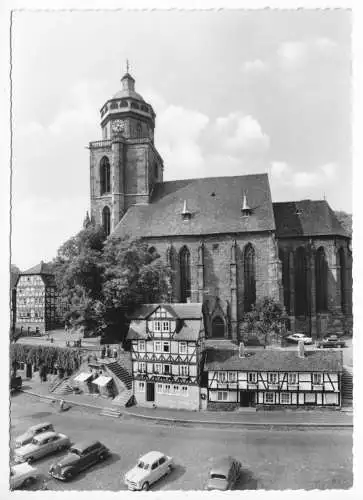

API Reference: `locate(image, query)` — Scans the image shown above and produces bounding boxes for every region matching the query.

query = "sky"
[11,9,352,271]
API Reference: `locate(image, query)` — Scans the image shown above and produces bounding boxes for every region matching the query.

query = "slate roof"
[128,303,203,320]
[126,318,203,341]
[21,261,54,276]
[204,349,343,373]
[113,174,275,239]
[273,200,349,238]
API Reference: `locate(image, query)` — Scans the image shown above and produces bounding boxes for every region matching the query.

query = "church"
[88,70,352,342]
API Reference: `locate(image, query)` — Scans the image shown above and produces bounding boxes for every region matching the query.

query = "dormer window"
[241,193,252,217]
[181,200,192,221]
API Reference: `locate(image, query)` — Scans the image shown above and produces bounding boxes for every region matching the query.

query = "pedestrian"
[59,399,65,412]
[101,346,106,359]
[107,345,111,358]
[113,347,118,359]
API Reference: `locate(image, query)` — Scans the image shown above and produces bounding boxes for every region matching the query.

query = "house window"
[163,342,170,353]
[180,365,188,376]
[154,321,161,332]
[162,321,170,332]
[182,386,188,397]
[268,373,278,384]
[164,384,171,394]
[179,342,187,354]
[280,393,291,404]
[217,391,228,401]
[265,392,274,404]
[138,362,146,373]
[228,372,237,383]
[157,384,163,394]
[248,372,257,383]
[138,381,145,392]
[218,372,227,383]
[312,373,322,385]
[154,364,162,374]
[154,341,162,352]
[173,385,180,394]
[163,364,171,375]
[138,341,145,351]
[288,373,297,385]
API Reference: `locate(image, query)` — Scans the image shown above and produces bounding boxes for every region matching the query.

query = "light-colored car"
[10,463,38,489]
[124,451,173,491]
[15,422,54,448]
[205,456,242,491]
[286,333,313,345]
[14,431,70,464]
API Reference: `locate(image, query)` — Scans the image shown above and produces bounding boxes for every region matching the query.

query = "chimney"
[297,340,305,358]
[239,342,245,358]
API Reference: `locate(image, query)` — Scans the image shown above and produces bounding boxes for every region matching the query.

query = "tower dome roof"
[112,71,144,101]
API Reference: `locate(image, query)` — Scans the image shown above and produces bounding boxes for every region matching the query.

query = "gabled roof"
[273,200,349,238]
[113,174,275,239]
[205,349,343,373]
[128,303,203,320]
[21,261,54,276]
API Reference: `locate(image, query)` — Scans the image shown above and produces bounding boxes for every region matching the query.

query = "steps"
[52,379,74,396]
[112,390,134,408]
[49,377,69,393]
[100,407,121,418]
[341,368,353,407]
[107,361,133,390]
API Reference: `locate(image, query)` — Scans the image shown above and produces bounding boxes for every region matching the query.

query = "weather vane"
[126,58,130,73]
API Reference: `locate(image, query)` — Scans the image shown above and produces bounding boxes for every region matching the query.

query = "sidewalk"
[19,378,353,429]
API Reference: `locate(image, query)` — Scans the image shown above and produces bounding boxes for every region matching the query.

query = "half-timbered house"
[126,303,205,410]
[205,343,343,409]
[15,261,59,333]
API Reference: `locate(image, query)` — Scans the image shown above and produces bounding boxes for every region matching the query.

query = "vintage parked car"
[15,422,55,448]
[10,462,38,489]
[49,440,110,481]
[14,431,70,463]
[317,335,346,349]
[285,333,313,345]
[205,456,242,491]
[124,451,174,491]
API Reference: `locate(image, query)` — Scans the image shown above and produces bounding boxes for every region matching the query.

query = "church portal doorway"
[211,316,225,338]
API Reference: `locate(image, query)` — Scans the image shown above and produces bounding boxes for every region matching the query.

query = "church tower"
[89,65,164,235]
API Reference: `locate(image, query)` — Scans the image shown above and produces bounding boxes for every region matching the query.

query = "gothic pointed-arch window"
[100,156,111,195]
[102,206,111,236]
[315,247,328,313]
[279,248,290,314]
[179,246,191,303]
[338,247,346,313]
[295,247,308,316]
[212,316,225,338]
[136,122,142,139]
[244,243,256,312]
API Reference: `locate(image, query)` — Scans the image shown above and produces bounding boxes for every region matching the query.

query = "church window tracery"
[100,156,111,195]
[315,246,328,312]
[295,247,308,316]
[102,206,111,236]
[179,246,191,303]
[338,247,346,313]
[244,243,256,312]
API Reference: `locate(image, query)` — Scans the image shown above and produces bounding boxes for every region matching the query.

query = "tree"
[335,211,352,237]
[244,297,287,348]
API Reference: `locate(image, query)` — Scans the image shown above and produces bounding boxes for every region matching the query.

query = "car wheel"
[142,482,150,491]
[64,471,73,481]
[22,476,34,487]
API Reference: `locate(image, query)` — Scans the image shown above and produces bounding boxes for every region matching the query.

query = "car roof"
[210,456,236,474]
[139,451,165,463]
[33,431,57,441]
[30,422,52,431]
[71,440,101,452]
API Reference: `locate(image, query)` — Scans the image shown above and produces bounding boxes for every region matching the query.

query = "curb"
[20,390,353,429]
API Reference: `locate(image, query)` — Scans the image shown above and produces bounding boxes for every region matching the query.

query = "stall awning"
[92,375,112,387]
[74,372,93,383]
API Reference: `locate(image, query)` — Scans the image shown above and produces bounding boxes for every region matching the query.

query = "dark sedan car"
[317,335,346,349]
[49,440,109,481]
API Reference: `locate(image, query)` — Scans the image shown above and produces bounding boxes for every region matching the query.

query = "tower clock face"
[112,119,125,133]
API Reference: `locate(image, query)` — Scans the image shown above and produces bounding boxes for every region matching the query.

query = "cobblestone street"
[10,392,353,491]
